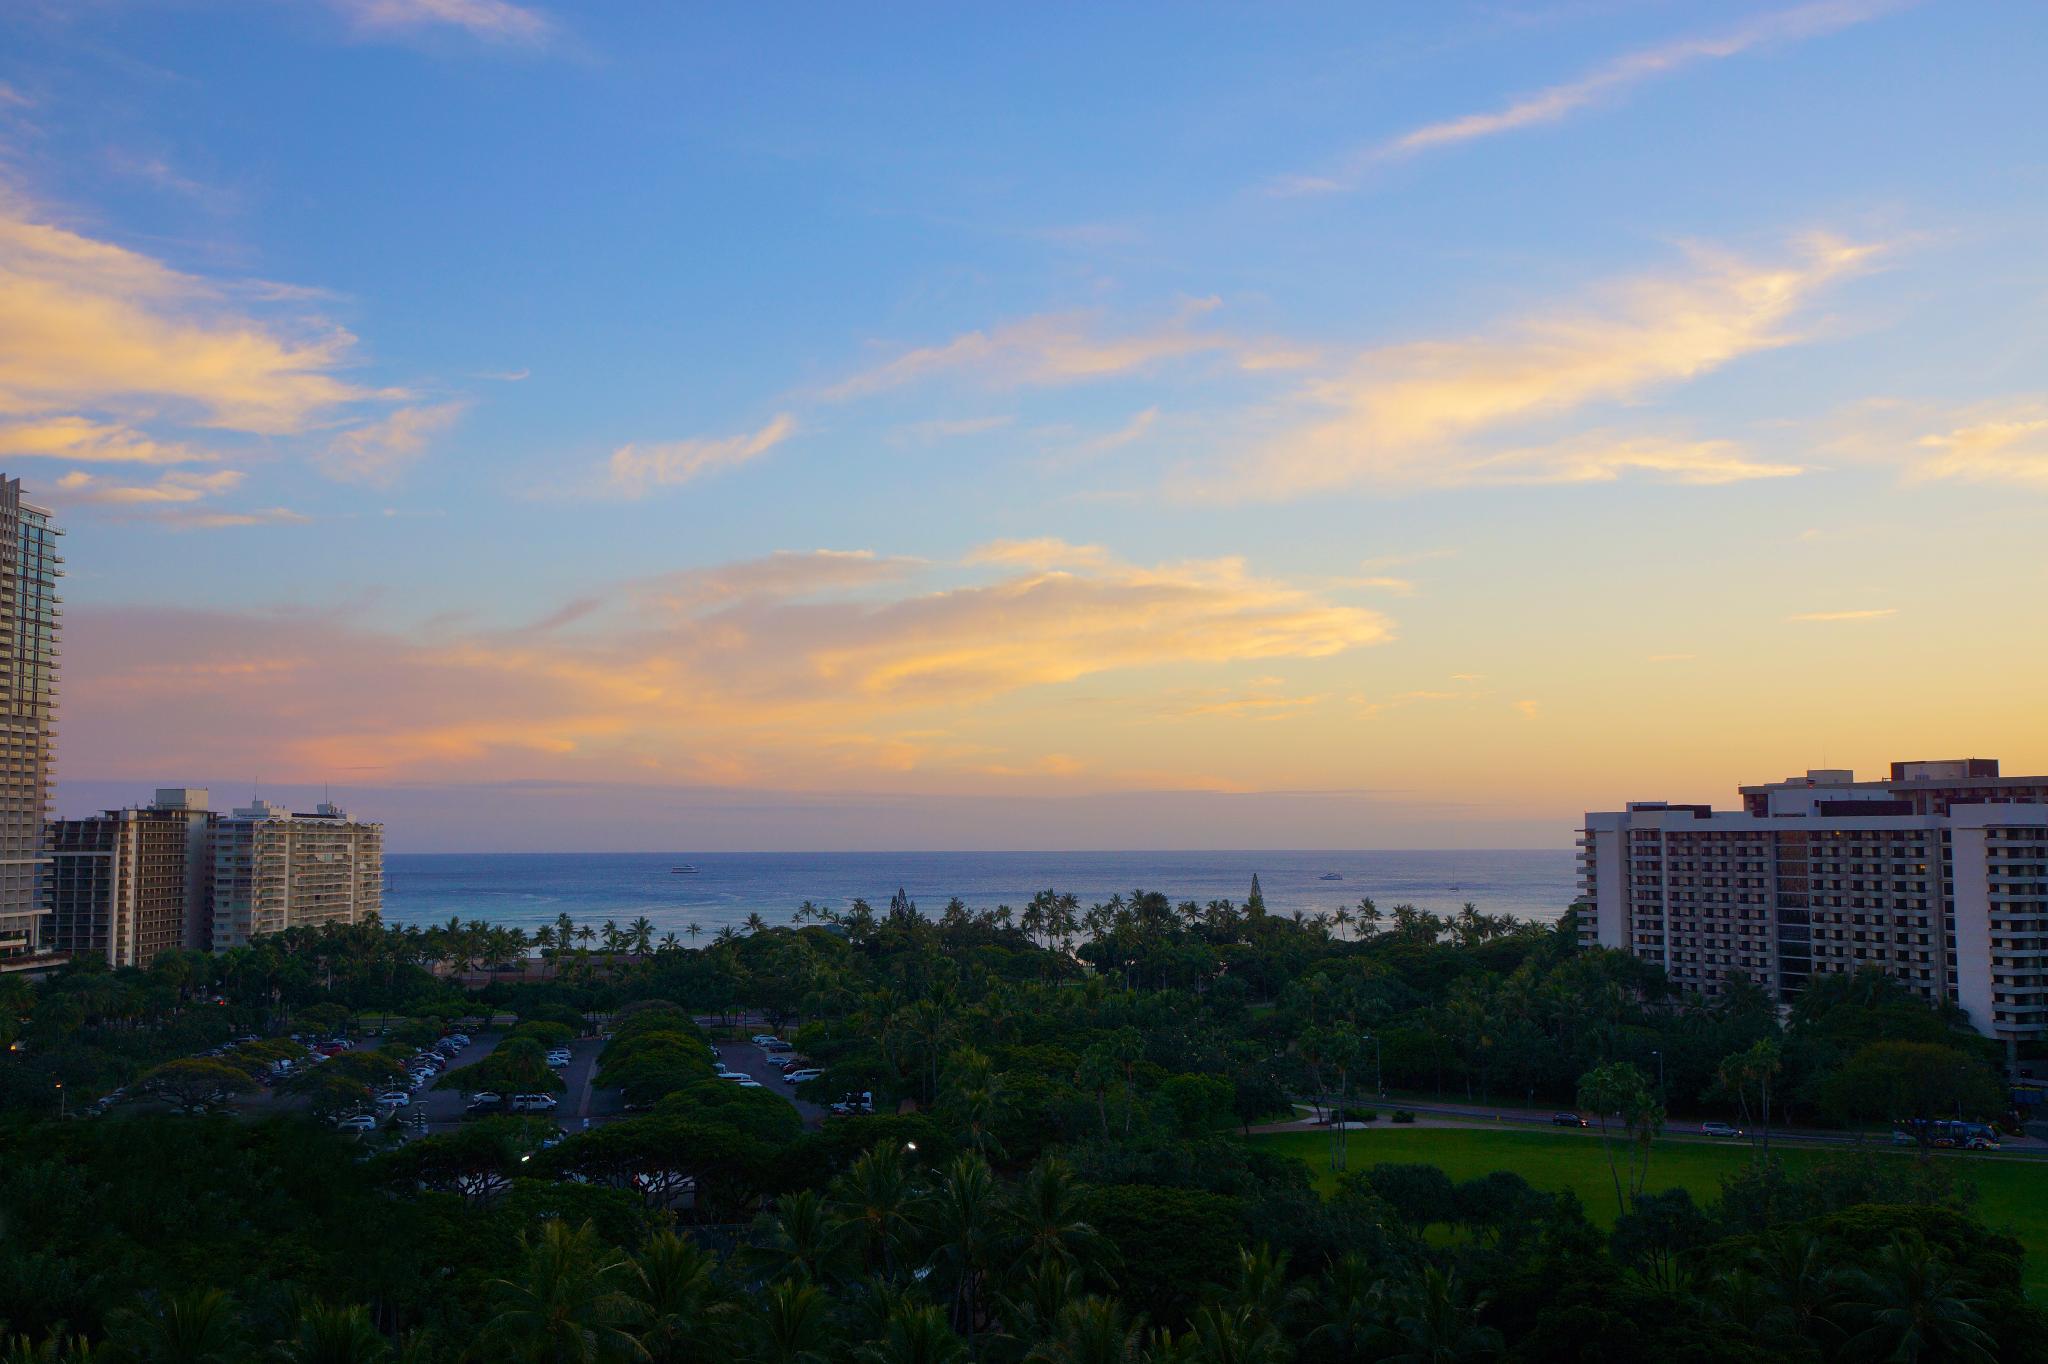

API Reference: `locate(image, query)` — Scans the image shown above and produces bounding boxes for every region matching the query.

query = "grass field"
[1254,1125,2048,1295]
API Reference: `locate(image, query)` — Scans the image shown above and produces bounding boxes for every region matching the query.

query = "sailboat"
[671,864,699,875]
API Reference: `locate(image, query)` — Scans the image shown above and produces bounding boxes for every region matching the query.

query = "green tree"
[1576,1061,1662,1215]
[481,1220,643,1364]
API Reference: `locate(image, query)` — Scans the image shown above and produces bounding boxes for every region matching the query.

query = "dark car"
[1552,1112,1589,1127]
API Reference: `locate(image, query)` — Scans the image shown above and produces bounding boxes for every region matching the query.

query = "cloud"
[1351,576,1415,594]
[636,549,920,613]
[605,414,796,497]
[1463,436,1804,487]
[64,549,1390,788]
[53,469,242,506]
[964,538,1112,571]
[1908,409,2048,488]
[890,414,1015,445]
[321,400,468,485]
[822,301,1246,399]
[1787,608,1897,623]
[1199,236,1873,499]
[0,416,212,465]
[155,506,311,531]
[0,198,369,433]
[1275,0,1908,192]
[326,0,552,43]
[1512,699,1541,719]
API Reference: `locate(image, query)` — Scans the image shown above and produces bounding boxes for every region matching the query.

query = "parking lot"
[405,1032,614,1134]
[715,1039,828,1126]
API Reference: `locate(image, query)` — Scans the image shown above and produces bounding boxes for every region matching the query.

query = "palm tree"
[686,923,703,944]
[274,1302,393,1364]
[1184,1306,1284,1364]
[748,1189,848,1285]
[1005,1157,1103,1277]
[628,917,656,954]
[853,1306,965,1364]
[1376,1266,1501,1364]
[481,1220,644,1364]
[925,1153,1002,1338]
[1025,1297,1143,1364]
[629,1230,725,1364]
[748,1281,832,1364]
[1355,898,1381,937]
[744,913,769,936]
[1304,1253,1387,1361]
[1836,1233,1996,1364]
[830,1145,920,1278]
[105,1288,244,1364]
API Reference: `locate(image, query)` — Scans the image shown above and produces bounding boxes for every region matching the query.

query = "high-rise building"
[0,479,60,965]
[209,799,383,948]
[47,789,216,969]
[1579,759,2048,1049]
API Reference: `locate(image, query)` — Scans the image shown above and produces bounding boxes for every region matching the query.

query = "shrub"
[1391,1109,1416,1123]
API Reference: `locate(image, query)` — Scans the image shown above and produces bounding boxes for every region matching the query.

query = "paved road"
[717,1040,827,1126]
[408,1032,613,1134]
[1263,1097,2048,1154]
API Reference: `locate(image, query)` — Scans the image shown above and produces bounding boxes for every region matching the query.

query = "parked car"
[784,1068,823,1086]
[763,1040,793,1053]
[1701,1121,1743,1138]
[546,1051,571,1068]
[377,1091,410,1107]
[334,1114,378,1132]
[470,1091,502,1106]
[750,1033,779,1045]
[732,1079,764,1089]
[510,1093,558,1112]
[1552,1112,1589,1127]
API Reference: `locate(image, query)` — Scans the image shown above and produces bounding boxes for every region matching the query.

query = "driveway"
[716,1040,827,1127]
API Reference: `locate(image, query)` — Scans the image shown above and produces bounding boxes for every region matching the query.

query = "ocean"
[381,849,1576,937]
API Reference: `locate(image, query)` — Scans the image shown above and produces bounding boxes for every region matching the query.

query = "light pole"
[53,1081,64,1119]
[1364,1033,1383,1098]
[1651,1049,1664,1102]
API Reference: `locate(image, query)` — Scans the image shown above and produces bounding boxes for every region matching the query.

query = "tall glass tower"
[0,478,60,962]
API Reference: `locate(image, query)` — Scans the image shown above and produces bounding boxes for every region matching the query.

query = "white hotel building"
[1579,759,2048,1050]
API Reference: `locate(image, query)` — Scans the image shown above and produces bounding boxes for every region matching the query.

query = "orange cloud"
[1197,236,1873,499]
[65,548,1392,789]
[605,414,796,496]
[322,401,468,485]
[0,199,368,433]
[0,416,213,465]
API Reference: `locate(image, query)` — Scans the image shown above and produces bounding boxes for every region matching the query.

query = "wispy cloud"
[54,469,242,506]
[325,0,553,44]
[321,400,468,485]
[1193,235,1874,499]
[604,414,796,497]
[1787,607,1897,623]
[822,300,1268,400]
[1908,409,2048,488]
[965,538,1112,572]
[0,416,213,465]
[155,506,311,531]
[1274,0,1908,193]
[1351,575,1415,595]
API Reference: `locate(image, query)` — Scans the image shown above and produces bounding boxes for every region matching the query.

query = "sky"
[6,0,2048,851]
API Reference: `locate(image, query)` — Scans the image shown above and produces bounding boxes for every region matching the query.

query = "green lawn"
[1254,1125,2048,1295]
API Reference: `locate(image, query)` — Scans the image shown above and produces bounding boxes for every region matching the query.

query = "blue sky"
[7,1,2048,849]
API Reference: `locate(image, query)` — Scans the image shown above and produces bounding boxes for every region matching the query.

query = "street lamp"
[1650,1049,1665,1101]
[1363,1033,1383,1098]
[53,1081,64,1119]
